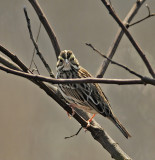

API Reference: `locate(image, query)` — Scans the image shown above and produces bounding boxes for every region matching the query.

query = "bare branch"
[1,65,155,86]
[129,4,155,27]
[31,60,40,74]
[28,0,61,58]
[24,7,55,78]
[146,4,151,15]
[0,45,30,72]
[0,55,21,71]
[29,22,41,70]
[86,43,143,79]
[100,0,155,78]
[96,0,146,78]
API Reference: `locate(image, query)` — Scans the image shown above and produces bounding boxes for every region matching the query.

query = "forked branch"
[129,4,155,27]
[100,0,155,78]
[86,43,143,79]
[96,0,146,77]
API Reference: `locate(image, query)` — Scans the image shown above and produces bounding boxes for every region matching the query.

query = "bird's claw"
[86,120,91,128]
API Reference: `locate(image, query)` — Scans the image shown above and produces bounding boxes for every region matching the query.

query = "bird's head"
[56,50,79,71]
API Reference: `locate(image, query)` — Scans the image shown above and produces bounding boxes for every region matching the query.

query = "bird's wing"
[77,67,113,116]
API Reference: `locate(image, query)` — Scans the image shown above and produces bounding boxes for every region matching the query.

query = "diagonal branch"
[100,0,155,78]
[0,55,21,71]
[29,22,41,72]
[86,43,143,79]
[28,0,61,58]
[0,45,30,72]
[96,0,146,78]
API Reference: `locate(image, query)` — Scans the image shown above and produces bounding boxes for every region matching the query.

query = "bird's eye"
[70,57,74,61]
[59,59,63,63]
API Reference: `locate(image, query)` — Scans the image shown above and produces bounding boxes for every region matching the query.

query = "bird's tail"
[108,114,131,139]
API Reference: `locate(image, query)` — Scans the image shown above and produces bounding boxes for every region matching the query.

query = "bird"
[56,50,131,139]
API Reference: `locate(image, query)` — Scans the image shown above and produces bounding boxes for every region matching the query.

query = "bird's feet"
[85,114,96,128]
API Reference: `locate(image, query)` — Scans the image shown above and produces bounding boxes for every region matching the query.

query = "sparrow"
[56,50,131,138]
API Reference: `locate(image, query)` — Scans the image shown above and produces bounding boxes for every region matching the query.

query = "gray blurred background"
[0,0,155,159]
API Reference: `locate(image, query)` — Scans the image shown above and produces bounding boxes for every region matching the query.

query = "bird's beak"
[64,59,70,66]
[63,59,71,71]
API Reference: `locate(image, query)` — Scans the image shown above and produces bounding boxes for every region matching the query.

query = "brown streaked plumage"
[56,50,131,138]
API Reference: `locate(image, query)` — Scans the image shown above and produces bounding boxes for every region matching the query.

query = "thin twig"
[146,4,151,15]
[129,4,155,27]
[24,7,55,78]
[32,60,40,74]
[86,43,143,79]
[100,0,155,78]
[96,0,146,78]
[65,126,83,139]
[29,22,41,70]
